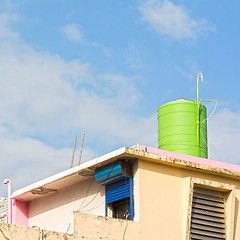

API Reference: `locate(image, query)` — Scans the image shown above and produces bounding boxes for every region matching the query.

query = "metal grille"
[190,187,226,240]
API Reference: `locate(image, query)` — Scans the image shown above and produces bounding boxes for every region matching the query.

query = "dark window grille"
[190,187,226,240]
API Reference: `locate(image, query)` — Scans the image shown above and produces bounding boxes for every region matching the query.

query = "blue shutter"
[105,177,134,220]
[95,161,125,185]
[95,160,133,186]
[106,178,130,204]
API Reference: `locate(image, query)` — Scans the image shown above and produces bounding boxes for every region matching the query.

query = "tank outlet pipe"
[199,99,218,124]
[196,74,217,158]
[4,179,12,224]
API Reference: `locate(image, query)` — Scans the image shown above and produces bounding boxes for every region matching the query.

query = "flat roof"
[12,144,240,201]
[12,147,128,201]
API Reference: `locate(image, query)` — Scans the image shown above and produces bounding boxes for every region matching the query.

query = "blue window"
[95,160,134,221]
[105,177,134,220]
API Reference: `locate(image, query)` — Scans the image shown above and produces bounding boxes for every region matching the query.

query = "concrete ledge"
[74,212,141,240]
[0,223,39,240]
[0,223,96,240]
[0,212,141,240]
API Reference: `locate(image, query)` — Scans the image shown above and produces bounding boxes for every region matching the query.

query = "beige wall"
[29,177,105,233]
[138,159,240,240]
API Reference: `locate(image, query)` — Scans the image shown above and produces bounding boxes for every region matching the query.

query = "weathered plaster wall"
[28,177,105,233]
[74,212,140,239]
[0,223,39,240]
[0,213,140,240]
[138,158,240,240]
[0,223,94,240]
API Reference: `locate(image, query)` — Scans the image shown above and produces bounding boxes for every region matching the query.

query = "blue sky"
[0,0,240,196]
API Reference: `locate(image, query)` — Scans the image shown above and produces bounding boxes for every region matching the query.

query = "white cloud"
[0,42,95,136]
[138,0,215,40]
[0,40,146,141]
[60,23,111,57]
[0,12,19,40]
[208,109,240,164]
[0,10,156,196]
[0,136,98,196]
[60,23,84,43]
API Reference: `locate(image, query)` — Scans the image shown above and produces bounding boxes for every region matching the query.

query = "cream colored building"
[11,144,240,240]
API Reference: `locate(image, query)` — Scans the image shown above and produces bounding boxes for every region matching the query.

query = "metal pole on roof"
[78,132,85,165]
[197,73,203,104]
[71,136,77,168]
[196,73,203,157]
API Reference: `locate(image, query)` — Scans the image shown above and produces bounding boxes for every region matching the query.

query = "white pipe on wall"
[4,179,12,224]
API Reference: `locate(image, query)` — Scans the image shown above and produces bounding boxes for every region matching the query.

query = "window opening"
[111,198,130,220]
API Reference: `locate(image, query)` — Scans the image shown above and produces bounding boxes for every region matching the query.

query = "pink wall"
[12,199,29,226]
[139,145,240,173]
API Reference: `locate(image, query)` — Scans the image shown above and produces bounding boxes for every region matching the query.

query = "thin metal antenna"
[197,73,203,104]
[71,136,77,168]
[78,132,85,165]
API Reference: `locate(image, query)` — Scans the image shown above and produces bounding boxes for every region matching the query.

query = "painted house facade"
[10,144,240,240]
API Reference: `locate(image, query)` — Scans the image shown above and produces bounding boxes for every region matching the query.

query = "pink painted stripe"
[139,145,240,173]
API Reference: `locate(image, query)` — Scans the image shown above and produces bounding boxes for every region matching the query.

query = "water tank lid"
[176,98,187,101]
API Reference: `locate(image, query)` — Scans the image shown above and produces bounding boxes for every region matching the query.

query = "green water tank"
[158,99,208,158]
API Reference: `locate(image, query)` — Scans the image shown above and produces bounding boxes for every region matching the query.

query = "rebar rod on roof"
[78,132,85,165]
[71,136,77,168]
